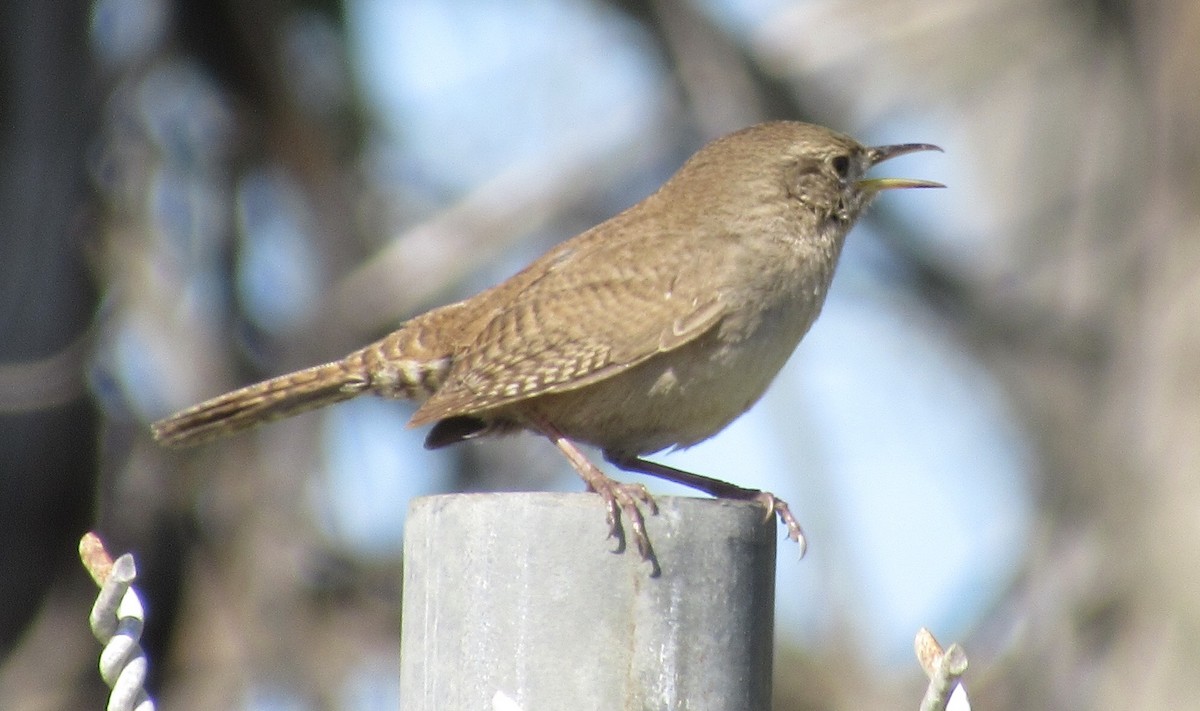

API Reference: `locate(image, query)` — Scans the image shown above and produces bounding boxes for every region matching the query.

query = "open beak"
[858,143,945,193]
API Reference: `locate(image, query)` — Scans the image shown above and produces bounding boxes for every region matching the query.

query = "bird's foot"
[750,491,807,558]
[606,453,808,558]
[588,476,659,562]
[533,417,660,571]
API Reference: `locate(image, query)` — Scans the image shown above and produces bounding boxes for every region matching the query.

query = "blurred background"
[2,0,1198,708]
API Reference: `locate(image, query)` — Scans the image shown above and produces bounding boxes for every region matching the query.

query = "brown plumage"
[152,121,942,565]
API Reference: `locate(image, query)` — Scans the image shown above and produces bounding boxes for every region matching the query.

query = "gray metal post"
[400,492,777,711]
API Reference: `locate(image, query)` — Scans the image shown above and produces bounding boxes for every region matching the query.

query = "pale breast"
[529,290,824,456]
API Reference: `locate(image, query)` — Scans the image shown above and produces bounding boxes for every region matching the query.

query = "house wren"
[152,121,942,564]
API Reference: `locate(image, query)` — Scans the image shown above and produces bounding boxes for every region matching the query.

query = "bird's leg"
[526,415,659,566]
[605,453,807,557]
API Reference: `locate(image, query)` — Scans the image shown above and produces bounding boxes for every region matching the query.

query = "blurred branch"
[0,332,91,413]
[321,121,668,340]
[649,0,765,136]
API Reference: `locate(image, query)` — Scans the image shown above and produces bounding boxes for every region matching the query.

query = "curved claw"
[593,478,658,564]
[534,418,661,571]
[753,491,807,559]
[602,454,808,559]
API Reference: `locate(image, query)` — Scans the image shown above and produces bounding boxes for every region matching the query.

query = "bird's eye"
[831,155,851,179]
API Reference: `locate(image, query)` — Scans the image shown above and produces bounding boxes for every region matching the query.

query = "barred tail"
[150,359,372,448]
